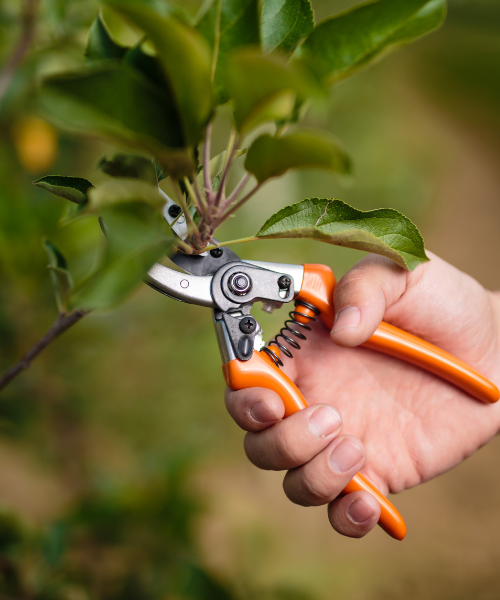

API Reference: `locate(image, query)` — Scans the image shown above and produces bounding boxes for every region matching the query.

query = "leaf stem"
[223,172,251,211]
[203,121,213,196]
[0,309,88,393]
[173,180,199,237]
[214,129,238,210]
[218,182,263,224]
[210,1,221,82]
[183,176,207,218]
[202,236,260,254]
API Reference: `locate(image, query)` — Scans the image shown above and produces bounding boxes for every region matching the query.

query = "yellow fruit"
[11,116,59,173]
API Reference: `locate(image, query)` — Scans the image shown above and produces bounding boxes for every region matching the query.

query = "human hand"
[225,252,500,538]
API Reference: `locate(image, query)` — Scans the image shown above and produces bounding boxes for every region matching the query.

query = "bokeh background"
[1,0,500,598]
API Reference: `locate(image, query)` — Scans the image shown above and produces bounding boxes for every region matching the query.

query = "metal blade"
[170,246,241,276]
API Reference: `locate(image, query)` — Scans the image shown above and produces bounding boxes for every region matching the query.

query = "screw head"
[228,272,252,295]
[168,204,182,218]
[278,275,292,290]
[210,248,223,258]
[239,316,257,334]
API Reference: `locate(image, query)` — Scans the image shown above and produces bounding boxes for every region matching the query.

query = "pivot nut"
[228,272,252,296]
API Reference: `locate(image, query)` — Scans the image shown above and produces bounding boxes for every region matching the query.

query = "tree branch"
[0,0,39,106]
[0,309,88,393]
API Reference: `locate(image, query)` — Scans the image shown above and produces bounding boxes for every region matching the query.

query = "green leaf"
[256,198,429,270]
[72,203,173,310]
[245,131,351,183]
[195,148,246,191]
[197,0,260,105]
[33,175,93,205]
[98,154,157,185]
[154,161,167,183]
[85,13,127,65]
[225,49,314,133]
[87,179,164,212]
[123,44,170,90]
[43,239,73,312]
[39,65,194,177]
[299,0,446,84]
[261,0,315,54]
[105,0,213,145]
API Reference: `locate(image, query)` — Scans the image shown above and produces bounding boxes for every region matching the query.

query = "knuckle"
[273,425,302,467]
[243,432,267,468]
[301,473,333,506]
[284,466,336,507]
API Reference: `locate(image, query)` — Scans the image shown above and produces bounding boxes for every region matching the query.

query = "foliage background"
[1,0,500,598]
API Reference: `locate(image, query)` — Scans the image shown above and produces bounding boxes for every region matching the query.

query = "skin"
[224,251,500,538]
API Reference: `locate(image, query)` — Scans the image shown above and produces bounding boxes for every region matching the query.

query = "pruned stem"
[0,309,88,393]
[0,0,39,105]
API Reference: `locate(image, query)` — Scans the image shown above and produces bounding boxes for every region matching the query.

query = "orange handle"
[222,351,407,541]
[298,264,500,404]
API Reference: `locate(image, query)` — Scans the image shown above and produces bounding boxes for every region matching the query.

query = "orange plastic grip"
[365,323,499,403]
[298,265,500,404]
[222,351,407,541]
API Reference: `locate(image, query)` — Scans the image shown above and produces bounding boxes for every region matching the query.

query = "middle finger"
[244,404,343,471]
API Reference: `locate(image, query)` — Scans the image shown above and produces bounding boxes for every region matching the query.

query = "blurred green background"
[1,0,500,598]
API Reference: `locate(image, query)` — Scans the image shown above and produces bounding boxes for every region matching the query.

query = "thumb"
[330,254,410,348]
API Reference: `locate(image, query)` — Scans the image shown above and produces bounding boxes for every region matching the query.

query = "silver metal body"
[243,260,304,297]
[146,263,215,307]
[146,196,305,364]
[159,188,190,240]
[213,311,236,364]
[146,261,304,307]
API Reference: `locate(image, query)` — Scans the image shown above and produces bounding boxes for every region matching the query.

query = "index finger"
[224,386,285,432]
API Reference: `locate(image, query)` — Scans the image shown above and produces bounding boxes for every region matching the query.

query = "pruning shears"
[147,191,500,541]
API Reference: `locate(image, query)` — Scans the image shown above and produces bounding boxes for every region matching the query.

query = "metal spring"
[261,300,320,368]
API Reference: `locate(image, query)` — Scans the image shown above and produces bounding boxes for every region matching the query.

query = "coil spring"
[261,300,320,368]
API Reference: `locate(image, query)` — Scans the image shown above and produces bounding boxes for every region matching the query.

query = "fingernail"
[329,439,364,473]
[332,306,361,333]
[251,401,277,423]
[308,406,342,438]
[348,498,375,524]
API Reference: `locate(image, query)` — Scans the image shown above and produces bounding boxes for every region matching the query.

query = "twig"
[0,0,39,106]
[0,309,88,393]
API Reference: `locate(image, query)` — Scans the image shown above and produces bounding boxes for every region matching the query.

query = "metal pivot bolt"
[168,204,182,218]
[228,272,252,296]
[278,275,292,289]
[210,248,223,258]
[239,316,257,334]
